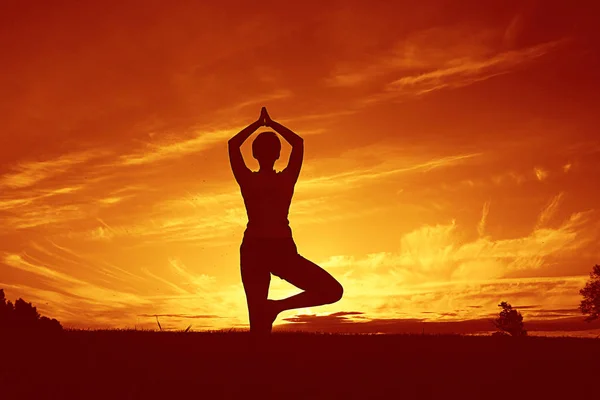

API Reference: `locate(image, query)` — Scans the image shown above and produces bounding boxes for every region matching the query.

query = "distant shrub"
[493,302,527,337]
[0,289,62,332]
[580,264,600,322]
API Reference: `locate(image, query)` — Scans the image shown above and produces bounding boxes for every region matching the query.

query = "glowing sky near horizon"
[1,1,599,335]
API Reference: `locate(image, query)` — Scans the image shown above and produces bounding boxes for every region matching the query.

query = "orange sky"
[1,1,600,335]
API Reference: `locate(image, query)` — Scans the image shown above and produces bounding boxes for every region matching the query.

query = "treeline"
[0,289,62,332]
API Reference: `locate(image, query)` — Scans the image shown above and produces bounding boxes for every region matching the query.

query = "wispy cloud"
[534,166,549,181]
[536,192,564,229]
[277,311,600,335]
[384,41,563,96]
[137,313,223,319]
[141,267,190,295]
[282,311,366,325]
[299,152,481,192]
[327,25,501,88]
[2,203,88,230]
[119,128,235,166]
[213,90,293,115]
[0,150,108,189]
[327,22,565,105]
[63,148,480,247]
[0,242,244,329]
[478,201,491,237]
[2,252,151,312]
[168,258,216,291]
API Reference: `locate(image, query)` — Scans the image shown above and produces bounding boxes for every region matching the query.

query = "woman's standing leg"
[240,243,272,335]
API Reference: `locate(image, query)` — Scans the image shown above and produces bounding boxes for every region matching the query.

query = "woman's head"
[252,131,281,164]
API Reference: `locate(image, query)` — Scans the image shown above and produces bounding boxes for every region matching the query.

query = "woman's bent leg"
[273,255,343,313]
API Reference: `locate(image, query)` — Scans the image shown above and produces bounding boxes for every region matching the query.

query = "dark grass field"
[1,330,599,400]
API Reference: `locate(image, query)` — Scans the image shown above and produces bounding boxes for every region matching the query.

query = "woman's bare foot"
[250,300,281,336]
[264,299,281,331]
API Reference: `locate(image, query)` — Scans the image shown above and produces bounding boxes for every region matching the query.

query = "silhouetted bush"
[0,289,62,332]
[580,264,600,322]
[493,301,527,337]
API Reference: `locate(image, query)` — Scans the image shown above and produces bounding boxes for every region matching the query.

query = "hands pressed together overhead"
[257,106,303,148]
[259,106,273,127]
[229,106,304,183]
[228,106,302,150]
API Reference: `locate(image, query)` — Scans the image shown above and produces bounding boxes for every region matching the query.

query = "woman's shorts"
[240,236,298,280]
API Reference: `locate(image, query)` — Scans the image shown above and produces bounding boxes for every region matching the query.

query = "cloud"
[1,251,159,328]
[88,219,117,241]
[4,253,87,286]
[299,152,481,193]
[168,258,216,291]
[78,206,246,245]
[503,14,524,48]
[280,311,367,327]
[311,194,597,331]
[0,241,246,329]
[492,171,526,186]
[323,194,592,284]
[282,311,366,325]
[3,252,150,306]
[119,128,235,166]
[61,147,480,247]
[0,150,108,189]
[534,166,548,181]
[277,313,600,335]
[536,192,564,229]
[327,26,500,88]
[283,110,357,124]
[213,90,293,115]
[137,313,223,319]
[385,41,562,95]
[115,116,326,168]
[141,267,191,295]
[1,203,88,230]
[326,20,565,105]
[98,196,127,205]
[477,201,490,237]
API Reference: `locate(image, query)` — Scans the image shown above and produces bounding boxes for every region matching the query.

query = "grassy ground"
[1,330,599,399]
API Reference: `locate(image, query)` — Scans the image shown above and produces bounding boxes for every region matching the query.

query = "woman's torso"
[240,171,295,239]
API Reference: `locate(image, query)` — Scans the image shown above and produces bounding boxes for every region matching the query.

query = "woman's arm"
[264,108,304,183]
[228,111,265,184]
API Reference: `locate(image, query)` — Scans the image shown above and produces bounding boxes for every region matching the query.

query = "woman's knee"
[324,279,343,304]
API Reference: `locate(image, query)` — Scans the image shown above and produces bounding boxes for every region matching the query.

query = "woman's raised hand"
[259,107,267,126]
[259,106,272,127]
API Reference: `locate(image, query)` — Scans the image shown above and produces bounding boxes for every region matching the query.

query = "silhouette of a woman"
[229,107,344,335]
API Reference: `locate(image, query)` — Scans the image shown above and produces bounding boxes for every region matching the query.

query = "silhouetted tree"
[0,289,15,328]
[0,289,62,332]
[14,298,41,328]
[39,316,63,331]
[579,264,600,322]
[493,302,527,337]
